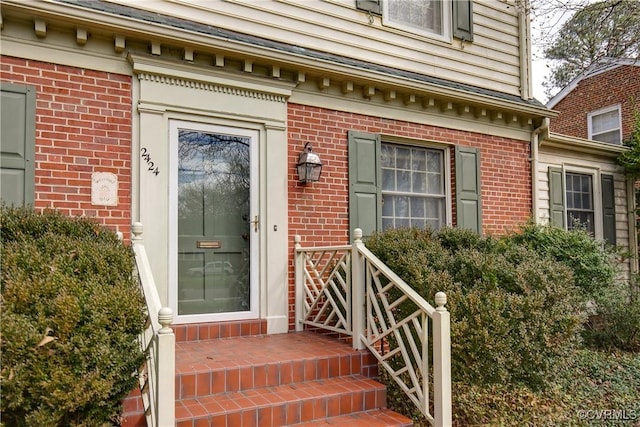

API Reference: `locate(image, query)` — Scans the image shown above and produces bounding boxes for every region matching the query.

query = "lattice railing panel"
[298,246,352,335]
[294,230,450,427]
[364,260,433,421]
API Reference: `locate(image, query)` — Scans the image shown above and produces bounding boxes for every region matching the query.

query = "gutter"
[518,0,532,100]
[531,118,550,223]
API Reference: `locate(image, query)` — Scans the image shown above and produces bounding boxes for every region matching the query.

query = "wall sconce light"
[296,142,323,184]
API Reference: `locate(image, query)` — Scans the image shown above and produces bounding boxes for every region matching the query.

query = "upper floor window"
[356,0,473,42]
[383,0,448,40]
[588,105,621,144]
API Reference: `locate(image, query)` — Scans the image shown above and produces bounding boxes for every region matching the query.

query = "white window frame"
[587,104,622,144]
[380,138,452,230]
[382,0,451,42]
[560,164,603,239]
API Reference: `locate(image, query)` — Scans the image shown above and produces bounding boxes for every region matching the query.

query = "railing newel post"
[294,235,304,332]
[131,222,143,243]
[132,221,175,427]
[156,307,175,426]
[351,228,366,350]
[433,291,452,427]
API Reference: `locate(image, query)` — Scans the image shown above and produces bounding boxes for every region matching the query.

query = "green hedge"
[1,207,146,426]
[366,226,585,390]
[508,222,618,298]
[367,224,638,426]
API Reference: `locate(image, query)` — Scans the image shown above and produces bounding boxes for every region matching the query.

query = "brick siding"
[287,103,532,329]
[550,65,640,141]
[1,56,132,239]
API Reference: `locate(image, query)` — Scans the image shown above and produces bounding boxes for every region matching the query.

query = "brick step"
[295,409,413,427]
[175,332,378,399]
[175,375,388,426]
[122,328,410,427]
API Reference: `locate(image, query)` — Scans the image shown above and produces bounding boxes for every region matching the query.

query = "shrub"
[583,285,640,351]
[1,207,146,426]
[508,222,619,299]
[368,225,637,425]
[366,227,585,391]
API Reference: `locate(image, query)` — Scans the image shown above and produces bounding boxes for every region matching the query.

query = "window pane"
[411,196,425,217]
[426,198,443,219]
[411,218,426,229]
[396,196,409,217]
[396,147,411,169]
[382,168,395,191]
[382,194,394,216]
[568,211,595,233]
[388,0,442,35]
[591,108,621,144]
[397,170,411,192]
[572,192,581,208]
[593,131,620,144]
[396,218,410,228]
[413,172,426,192]
[592,110,618,132]
[381,145,394,168]
[427,218,442,229]
[412,149,426,171]
[427,151,442,173]
[427,172,442,194]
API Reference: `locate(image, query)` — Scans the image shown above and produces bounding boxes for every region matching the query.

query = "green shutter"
[455,146,482,233]
[348,131,381,239]
[601,174,616,245]
[1,83,36,206]
[548,167,566,228]
[356,0,381,15]
[452,0,474,41]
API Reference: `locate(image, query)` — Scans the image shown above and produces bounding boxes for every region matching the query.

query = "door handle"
[249,215,258,232]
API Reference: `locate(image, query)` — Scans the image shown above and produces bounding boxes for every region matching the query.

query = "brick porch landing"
[122,324,412,427]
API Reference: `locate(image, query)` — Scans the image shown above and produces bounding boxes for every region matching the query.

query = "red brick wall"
[550,65,640,141]
[1,56,132,239]
[287,103,532,329]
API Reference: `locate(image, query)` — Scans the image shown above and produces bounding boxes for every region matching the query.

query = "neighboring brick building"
[548,59,640,143]
[535,58,639,280]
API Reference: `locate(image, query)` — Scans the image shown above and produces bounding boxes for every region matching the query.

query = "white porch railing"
[295,228,452,427]
[131,223,175,427]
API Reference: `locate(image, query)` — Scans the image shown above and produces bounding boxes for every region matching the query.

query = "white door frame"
[168,119,260,324]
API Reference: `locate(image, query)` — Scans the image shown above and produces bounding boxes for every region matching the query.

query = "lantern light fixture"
[296,142,323,184]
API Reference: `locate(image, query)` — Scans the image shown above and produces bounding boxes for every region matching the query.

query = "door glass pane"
[177,129,251,315]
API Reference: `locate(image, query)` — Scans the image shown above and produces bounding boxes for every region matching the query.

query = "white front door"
[169,120,259,323]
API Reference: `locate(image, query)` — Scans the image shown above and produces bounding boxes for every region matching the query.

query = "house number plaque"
[140,147,160,176]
